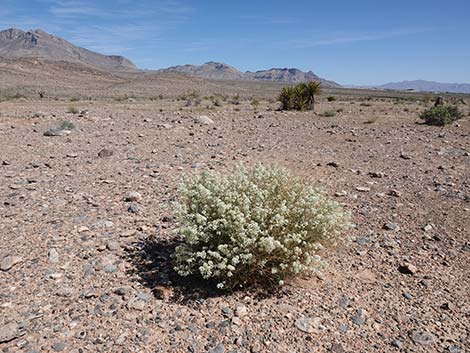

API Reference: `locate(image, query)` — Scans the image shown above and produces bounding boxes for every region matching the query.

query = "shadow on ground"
[125,234,224,303]
[125,234,291,304]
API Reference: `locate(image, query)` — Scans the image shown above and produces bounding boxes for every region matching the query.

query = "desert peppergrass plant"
[172,164,350,290]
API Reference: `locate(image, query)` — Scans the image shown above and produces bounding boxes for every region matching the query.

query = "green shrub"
[327,96,336,102]
[67,106,79,114]
[173,165,350,290]
[420,105,463,126]
[278,81,322,111]
[58,121,75,130]
[320,111,336,117]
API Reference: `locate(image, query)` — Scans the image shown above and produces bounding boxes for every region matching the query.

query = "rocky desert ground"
[1,67,469,353]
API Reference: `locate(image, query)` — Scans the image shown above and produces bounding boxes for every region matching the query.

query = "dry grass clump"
[173,165,350,290]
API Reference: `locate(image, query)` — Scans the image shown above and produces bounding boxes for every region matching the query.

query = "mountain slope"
[0,28,136,72]
[376,80,470,94]
[159,61,340,86]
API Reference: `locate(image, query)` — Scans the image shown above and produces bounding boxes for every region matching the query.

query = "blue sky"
[1,0,469,85]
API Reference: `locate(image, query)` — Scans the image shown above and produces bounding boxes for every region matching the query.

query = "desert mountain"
[0,28,136,72]
[160,61,340,87]
[375,80,470,94]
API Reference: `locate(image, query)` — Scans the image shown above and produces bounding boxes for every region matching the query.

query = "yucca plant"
[279,86,296,110]
[278,81,322,111]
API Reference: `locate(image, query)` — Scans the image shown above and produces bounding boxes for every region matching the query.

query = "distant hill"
[0,28,137,72]
[159,61,340,87]
[375,80,470,94]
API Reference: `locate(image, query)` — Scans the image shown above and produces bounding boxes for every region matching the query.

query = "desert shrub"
[58,121,75,130]
[320,111,336,117]
[327,96,336,102]
[250,98,260,110]
[278,81,322,111]
[173,164,350,290]
[420,105,463,126]
[231,94,241,105]
[67,106,79,114]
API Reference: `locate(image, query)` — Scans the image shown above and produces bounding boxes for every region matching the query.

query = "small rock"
[153,285,172,300]
[44,128,67,137]
[98,148,114,158]
[295,317,321,333]
[194,115,214,125]
[234,303,248,317]
[106,241,120,251]
[391,339,403,348]
[383,223,400,231]
[125,192,142,202]
[339,295,350,308]
[121,229,136,238]
[422,224,433,232]
[398,263,417,275]
[403,292,413,300]
[48,248,60,263]
[351,308,366,326]
[103,264,118,273]
[55,287,73,297]
[209,344,225,353]
[52,342,66,352]
[408,330,437,346]
[127,204,140,213]
[1,255,22,271]
[330,343,346,353]
[0,323,23,343]
[388,189,402,197]
[356,186,371,192]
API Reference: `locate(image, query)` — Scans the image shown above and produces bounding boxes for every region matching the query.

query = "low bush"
[67,106,79,114]
[320,111,336,117]
[173,165,350,290]
[420,105,463,126]
[327,96,336,102]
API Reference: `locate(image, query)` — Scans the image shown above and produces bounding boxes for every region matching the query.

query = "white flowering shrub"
[173,165,350,289]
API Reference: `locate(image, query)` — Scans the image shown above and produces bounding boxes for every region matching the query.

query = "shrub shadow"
[125,234,224,303]
[125,234,291,304]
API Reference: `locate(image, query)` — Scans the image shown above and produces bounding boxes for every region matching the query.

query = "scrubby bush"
[173,165,350,290]
[67,106,78,114]
[278,81,322,111]
[320,110,336,117]
[420,105,463,126]
[327,96,336,102]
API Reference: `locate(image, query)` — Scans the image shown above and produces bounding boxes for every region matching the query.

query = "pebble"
[422,224,433,232]
[408,330,437,345]
[330,343,346,353]
[351,309,365,326]
[52,342,66,351]
[295,317,322,333]
[98,148,114,158]
[0,323,23,343]
[127,204,140,213]
[391,339,403,348]
[103,264,118,273]
[48,248,60,263]
[403,292,413,300]
[1,255,22,271]
[234,303,248,317]
[209,344,225,353]
[356,186,371,192]
[106,241,120,251]
[383,223,400,231]
[125,192,142,202]
[398,262,417,275]
[194,115,214,125]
